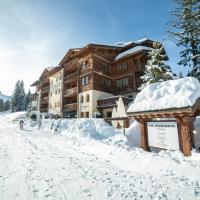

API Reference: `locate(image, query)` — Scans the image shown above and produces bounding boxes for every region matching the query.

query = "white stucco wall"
[49,69,63,116]
[78,90,113,118]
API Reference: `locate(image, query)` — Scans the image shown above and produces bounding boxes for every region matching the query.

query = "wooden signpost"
[128,99,200,156]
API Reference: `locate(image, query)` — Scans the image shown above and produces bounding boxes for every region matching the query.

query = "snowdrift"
[128,77,200,113]
[39,118,121,140]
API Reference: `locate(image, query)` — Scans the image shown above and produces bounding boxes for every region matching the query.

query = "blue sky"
[0,0,188,95]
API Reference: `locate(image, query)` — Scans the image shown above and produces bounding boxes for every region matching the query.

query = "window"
[85,112,89,118]
[55,102,57,107]
[80,96,84,103]
[81,76,89,86]
[86,94,90,102]
[59,76,62,80]
[116,78,129,87]
[106,112,112,118]
[117,62,128,71]
[81,60,88,69]
[58,89,60,94]
[55,89,57,95]
[58,101,60,106]
[102,78,111,87]
[81,112,84,118]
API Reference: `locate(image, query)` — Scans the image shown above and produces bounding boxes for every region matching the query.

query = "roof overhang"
[128,98,200,119]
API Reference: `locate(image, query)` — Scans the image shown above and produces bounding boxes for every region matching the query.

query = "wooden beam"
[140,121,150,151]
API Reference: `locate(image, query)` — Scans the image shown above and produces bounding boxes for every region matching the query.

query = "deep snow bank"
[39,118,121,140]
[128,77,200,113]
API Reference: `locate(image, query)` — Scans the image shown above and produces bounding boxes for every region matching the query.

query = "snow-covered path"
[1,116,200,200]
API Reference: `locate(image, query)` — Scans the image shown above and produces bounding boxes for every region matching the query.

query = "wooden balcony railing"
[41,97,48,104]
[42,86,50,93]
[64,71,78,82]
[97,96,133,108]
[64,87,77,97]
[97,97,119,107]
[63,103,77,111]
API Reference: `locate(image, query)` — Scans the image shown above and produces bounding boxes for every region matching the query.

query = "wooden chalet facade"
[31,38,157,118]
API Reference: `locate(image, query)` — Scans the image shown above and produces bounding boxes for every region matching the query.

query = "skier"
[19,120,24,130]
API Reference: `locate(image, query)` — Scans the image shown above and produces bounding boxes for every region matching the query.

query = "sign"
[147,121,179,150]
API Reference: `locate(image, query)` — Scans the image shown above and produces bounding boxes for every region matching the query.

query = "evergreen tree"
[11,81,20,112]
[11,80,26,112]
[25,90,32,112]
[0,99,4,112]
[19,80,26,111]
[3,100,10,111]
[167,0,200,80]
[140,41,174,90]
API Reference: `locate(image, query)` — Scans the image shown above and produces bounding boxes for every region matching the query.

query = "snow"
[115,46,152,61]
[134,38,149,44]
[0,112,200,199]
[114,41,134,47]
[128,77,200,113]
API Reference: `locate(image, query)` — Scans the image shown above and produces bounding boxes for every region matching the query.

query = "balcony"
[40,108,48,113]
[64,87,77,97]
[41,97,48,104]
[64,71,78,83]
[63,103,77,111]
[97,96,133,108]
[97,97,119,108]
[42,86,50,93]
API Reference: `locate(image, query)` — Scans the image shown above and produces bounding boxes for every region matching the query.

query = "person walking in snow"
[19,120,24,130]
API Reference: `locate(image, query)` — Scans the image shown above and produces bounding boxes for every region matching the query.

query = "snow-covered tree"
[139,41,174,90]
[3,100,10,111]
[0,99,4,112]
[167,0,200,80]
[25,89,32,112]
[11,80,26,112]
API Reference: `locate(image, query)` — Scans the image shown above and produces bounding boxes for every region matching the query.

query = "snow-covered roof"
[134,38,149,44]
[127,77,200,113]
[114,41,134,47]
[115,46,152,61]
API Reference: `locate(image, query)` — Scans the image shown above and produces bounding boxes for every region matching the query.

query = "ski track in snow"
[0,118,200,200]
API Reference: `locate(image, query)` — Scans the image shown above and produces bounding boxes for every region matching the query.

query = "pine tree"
[11,81,20,112]
[167,0,200,80]
[11,80,26,112]
[0,99,4,112]
[25,90,32,112]
[3,100,10,111]
[139,41,174,90]
[19,80,26,111]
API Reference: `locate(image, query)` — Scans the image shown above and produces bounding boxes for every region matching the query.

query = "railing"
[97,96,133,107]
[64,87,77,97]
[80,67,92,75]
[42,86,50,93]
[63,103,78,111]
[64,71,78,82]
[97,97,119,107]
[40,108,48,112]
[41,97,48,104]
